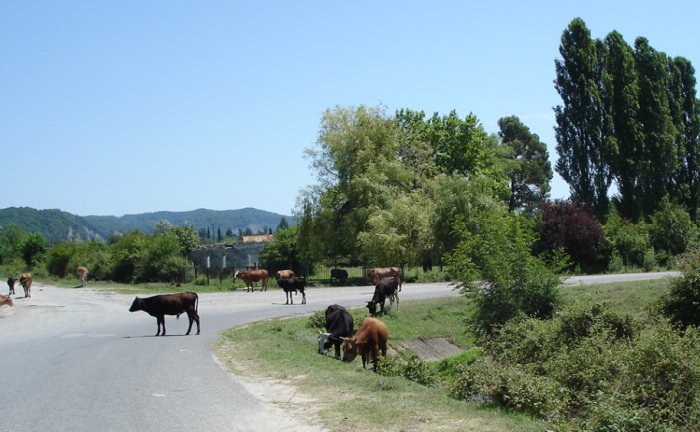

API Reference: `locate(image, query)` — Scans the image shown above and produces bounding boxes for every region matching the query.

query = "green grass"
[213,278,677,432]
[215,296,546,431]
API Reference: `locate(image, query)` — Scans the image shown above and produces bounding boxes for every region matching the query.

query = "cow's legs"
[301,291,306,304]
[156,315,166,336]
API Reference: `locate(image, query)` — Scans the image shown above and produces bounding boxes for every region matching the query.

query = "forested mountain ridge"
[0,207,295,243]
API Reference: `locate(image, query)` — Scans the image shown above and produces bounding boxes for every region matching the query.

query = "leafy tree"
[0,224,27,265]
[554,18,615,220]
[259,226,301,275]
[634,37,677,217]
[648,198,694,260]
[168,225,200,256]
[110,231,147,283]
[536,201,609,274]
[497,115,552,214]
[357,191,435,267]
[667,56,700,219]
[447,204,560,335]
[605,31,644,222]
[20,232,47,267]
[277,217,289,231]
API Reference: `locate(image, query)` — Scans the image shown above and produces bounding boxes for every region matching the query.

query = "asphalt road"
[0,272,678,432]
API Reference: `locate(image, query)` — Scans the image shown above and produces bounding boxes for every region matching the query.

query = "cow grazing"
[330,268,348,285]
[366,277,400,317]
[275,269,295,280]
[275,276,307,304]
[19,273,32,298]
[342,317,389,371]
[0,294,13,307]
[7,277,16,295]
[234,269,269,292]
[129,292,200,336]
[77,266,89,287]
[319,304,354,359]
[366,267,402,291]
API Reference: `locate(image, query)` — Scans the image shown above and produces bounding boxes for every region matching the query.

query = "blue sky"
[2,1,698,216]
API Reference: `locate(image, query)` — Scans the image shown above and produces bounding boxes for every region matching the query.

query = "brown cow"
[0,294,13,307]
[234,269,269,292]
[77,266,89,287]
[342,317,389,371]
[366,267,402,291]
[129,292,200,336]
[275,269,295,280]
[19,273,32,298]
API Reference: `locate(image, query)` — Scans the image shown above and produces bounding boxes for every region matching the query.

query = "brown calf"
[342,317,389,371]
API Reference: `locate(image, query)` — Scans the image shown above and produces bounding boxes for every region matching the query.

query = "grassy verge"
[214,297,546,431]
[213,278,675,431]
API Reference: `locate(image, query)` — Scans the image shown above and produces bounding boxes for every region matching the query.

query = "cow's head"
[129,297,143,312]
[341,337,366,362]
[318,332,331,355]
[366,301,378,317]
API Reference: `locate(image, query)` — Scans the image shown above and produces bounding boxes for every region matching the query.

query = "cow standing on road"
[77,266,89,288]
[366,267,402,291]
[234,269,269,292]
[366,277,399,317]
[7,277,16,295]
[19,273,32,298]
[129,292,200,336]
[275,276,307,304]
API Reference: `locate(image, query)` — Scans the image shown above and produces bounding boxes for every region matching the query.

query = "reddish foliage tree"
[536,200,609,273]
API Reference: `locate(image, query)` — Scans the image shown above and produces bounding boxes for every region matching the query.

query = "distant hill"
[0,207,295,243]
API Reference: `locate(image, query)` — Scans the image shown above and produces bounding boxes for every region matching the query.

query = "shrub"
[661,244,700,329]
[450,357,569,420]
[536,201,609,274]
[377,351,436,386]
[648,199,694,258]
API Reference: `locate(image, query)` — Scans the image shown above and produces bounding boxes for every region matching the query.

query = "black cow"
[129,292,200,336]
[319,304,354,359]
[7,277,16,295]
[330,268,348,285]
[366,277,400,317]
[276,276,307,304]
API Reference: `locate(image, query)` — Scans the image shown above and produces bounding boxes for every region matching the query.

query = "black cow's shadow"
[122,334,192,339]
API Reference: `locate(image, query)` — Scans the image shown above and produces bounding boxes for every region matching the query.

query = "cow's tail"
[194,292,199,313]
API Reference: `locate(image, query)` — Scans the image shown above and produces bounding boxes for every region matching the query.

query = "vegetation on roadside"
[215,275,700,432]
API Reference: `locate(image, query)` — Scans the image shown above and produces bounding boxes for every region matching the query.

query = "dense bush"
[536,201,609,273]
[648,200,695,259]
[447,301,700,430]
[448,208,560,335]
[377,351,437,386]
[604,212,651,268]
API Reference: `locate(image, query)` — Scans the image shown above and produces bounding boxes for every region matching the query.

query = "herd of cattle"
[2,265,402,371]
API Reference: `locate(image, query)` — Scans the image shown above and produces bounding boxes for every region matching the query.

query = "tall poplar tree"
[554,18,615,220]
[667,56,700,219]
[634,37,678,217]
[605,31,644,222]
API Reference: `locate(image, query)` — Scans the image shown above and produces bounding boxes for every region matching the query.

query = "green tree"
[667,56,700,219]
[259,226,301,275]
[634,37,677,218]
[277,217,289,231]
[20,232,47,267]
[0,224,27,265]
[497,115,552,214]
[447,204,560,335]
[605,31,644,222]
[554,18,615,220]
